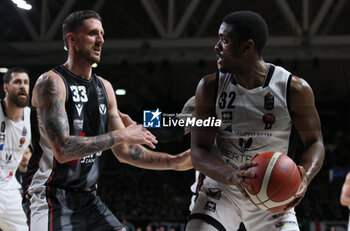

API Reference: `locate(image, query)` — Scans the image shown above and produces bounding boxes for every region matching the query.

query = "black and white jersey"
[212,64,293,169]
[27,65,109,194]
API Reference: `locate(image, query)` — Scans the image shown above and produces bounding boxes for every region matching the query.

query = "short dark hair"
[62,10,102,50]
[223,11,268,56]
[3,67,29,84]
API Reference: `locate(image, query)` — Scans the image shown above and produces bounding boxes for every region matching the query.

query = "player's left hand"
[118,110,137,127]
[171,149,193,171]
[284,165,307,210]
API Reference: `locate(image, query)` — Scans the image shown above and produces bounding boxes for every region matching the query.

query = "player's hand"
[171,149,193,171]
[119,124,157,149]
[118,110,137,127]
[284,165,307,210]
[236,161,256,198]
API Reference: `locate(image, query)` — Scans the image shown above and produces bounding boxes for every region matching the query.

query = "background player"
[187,11,325,231]
[0,67,31,231]
[25,10,191,231]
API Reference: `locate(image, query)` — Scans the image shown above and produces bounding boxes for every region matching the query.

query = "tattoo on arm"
[110,114,120,119]
[128,145,154,164]
[37,76,116,159]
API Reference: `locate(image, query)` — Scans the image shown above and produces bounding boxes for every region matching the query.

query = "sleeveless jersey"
[0,101,31,190]
[27,65,109,194]
[212,64,293,169]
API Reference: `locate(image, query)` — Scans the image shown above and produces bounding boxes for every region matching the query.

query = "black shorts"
[26,187,124,231]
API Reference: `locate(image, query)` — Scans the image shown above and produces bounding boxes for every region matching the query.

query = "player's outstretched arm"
[32,72,157,164]
[286,76,325,209]
[101,79,192,171]
[340,172,350,206]
[190,74,254,194]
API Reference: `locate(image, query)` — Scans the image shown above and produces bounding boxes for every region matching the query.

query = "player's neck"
[2,98,24,122]
[64,57,92,80]
[234,59,268,89]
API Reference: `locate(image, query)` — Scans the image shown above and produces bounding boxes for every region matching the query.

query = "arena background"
[1,0,350,230]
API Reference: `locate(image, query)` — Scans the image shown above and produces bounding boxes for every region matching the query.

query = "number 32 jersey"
[212,64,293,169]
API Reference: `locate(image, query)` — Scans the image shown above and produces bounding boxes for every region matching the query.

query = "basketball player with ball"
[186,11,325,231]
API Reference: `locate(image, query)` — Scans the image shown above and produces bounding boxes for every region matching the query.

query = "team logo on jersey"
[75,104,84,117]
[264,92,274,110]
[206,188,222,200]
[22,126,27,136]
[99,104,107,114]
[204,201,216,212]
[263,113,275,129]
[19,137,26,147]
[221,111,232,123]
[143,109,161,128]
[1,122,5,132]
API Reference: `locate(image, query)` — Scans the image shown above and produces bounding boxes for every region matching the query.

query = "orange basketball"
[243,151,301,212]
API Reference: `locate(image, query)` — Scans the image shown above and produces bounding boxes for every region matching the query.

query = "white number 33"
[70,86,88,103]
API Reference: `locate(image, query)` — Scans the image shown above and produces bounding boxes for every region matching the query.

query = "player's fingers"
[238,161,256,170]
[237,170,255,178]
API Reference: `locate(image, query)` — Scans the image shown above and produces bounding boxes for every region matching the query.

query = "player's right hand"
[119,124,158,149]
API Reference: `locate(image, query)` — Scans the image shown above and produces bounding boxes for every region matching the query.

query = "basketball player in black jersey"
[186,11,325,231]
[25,10,192,231]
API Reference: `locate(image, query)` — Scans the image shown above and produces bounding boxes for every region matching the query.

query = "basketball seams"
[257,152,283,203]
[268,155,295,201]
[247,152,282,208]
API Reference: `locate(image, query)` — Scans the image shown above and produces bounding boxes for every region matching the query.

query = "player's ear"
[242,39,254,54]
[66,32,76,44]
[3,83,8,94]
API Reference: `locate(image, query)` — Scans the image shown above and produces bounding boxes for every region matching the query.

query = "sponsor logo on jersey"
[204,201,216,212]
[96,86,105,101]
[99,104,107,114]
[0,134,5,142]
[22,126,27,136]
[80,151,102,164]
[73,119,84,130]
[228,138,269,153]
[143,109,161,128]
[206,188,221,200]
[264,92,274,110]
[221,111,232,123]
[263,113,275,129]
[3,153,13,164]
[19,137,26,147]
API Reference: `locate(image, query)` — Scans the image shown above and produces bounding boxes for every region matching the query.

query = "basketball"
[243,151,301,212]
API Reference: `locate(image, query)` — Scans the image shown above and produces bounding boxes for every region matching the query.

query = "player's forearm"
[57,132,116,162]
[113,144,175,170]
[191,147,237,185]
[299,140,325,185]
